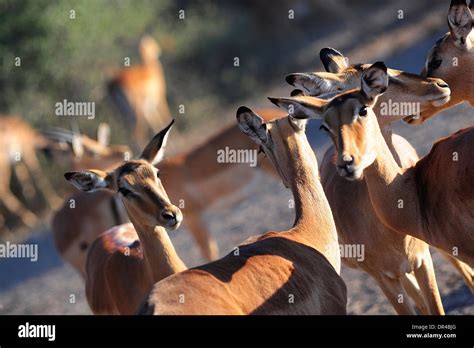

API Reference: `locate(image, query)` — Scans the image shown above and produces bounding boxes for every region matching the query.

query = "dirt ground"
[0,0,473,315]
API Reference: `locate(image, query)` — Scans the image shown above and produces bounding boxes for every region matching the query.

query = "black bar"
[0,315,472,346]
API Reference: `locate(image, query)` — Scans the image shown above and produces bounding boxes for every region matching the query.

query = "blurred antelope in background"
[139,108,346,315]
[0,116,61,236]
[65,121,186,314]
[107,35,172,148]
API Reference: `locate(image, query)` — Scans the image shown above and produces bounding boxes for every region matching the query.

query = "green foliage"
[1,0,329,138]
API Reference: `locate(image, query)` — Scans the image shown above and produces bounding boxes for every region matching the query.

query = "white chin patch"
[431,96,450,107]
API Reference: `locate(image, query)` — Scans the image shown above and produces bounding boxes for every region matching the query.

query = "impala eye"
[320,124,330,133]
[118,187,132,197]
[359,107,368,117]
[156,170,160,178]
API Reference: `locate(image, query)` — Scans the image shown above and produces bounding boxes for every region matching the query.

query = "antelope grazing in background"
[139,107,346,315]
[286,48,473,295]
[0,116,61,235]
[65,121,186,314]
[278,62,474,268]
[407,0,474,124]
[108,35,172,148]
[47,124,131,276]
[55,108,284,266]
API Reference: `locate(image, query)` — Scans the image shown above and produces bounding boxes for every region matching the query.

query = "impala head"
[417,0,474,124]
[139,35,161,64]
[273,62,391,181]
[236,106,315,188]
[286,47,451,125]
[65,120,182,230]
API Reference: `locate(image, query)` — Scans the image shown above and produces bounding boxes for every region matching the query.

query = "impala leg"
[1,190,38,228]
[184,212,219,261]
[0,164,38,228]
[12,161,37,201]
[437,248,474,292]
[375,275,417,315]
[400,272,430,315]
[413,252,445,315]
[0,212,14,237]
[22,150,62,209]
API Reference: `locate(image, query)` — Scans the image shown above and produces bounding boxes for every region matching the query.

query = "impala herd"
[1,0,473,315]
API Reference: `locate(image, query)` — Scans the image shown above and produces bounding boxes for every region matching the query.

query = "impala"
[138,107,346,315]
[283,50,458,313]
[108,35,171,148]
[276,62,474,269]
[65,120,186,314]
[0,116,61,235]
[407,0,474,124]
[55,108,284,268]
[48,124,131,276]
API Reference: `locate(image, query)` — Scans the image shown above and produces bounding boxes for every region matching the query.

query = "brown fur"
[58,108,284,275]
[0,116,61,234]
[139,113,346,315]
[108,36,171,148]
[311,64,474,270]
[412,0,474,123]
[65,124,185,315]
[50,131,130,276]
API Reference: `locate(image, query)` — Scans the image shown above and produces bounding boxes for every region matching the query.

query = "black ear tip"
[372,61,388,72]
[320,47,343,58]
[267,97,279,106]
[64,172,74,180]
[236,106,252,118]
[285,74,296,86]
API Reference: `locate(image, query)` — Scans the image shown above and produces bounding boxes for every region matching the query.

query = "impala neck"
[283,122,341,273]
[363,119,422,237]
[127,212,186,282]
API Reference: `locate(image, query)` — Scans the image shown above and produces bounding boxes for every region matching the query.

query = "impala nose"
[161,207,182,229]
[338,155,354,175]
[429,78,450,92]
[436,81,449,89]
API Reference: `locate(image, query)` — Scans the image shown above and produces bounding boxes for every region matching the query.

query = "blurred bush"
[0,0,362,137]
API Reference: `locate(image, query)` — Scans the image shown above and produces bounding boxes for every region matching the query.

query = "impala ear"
[64,170,115,192]
[360,62,389,102]
[140,119,174,165]
[319,47,349,73]
[236,106,268,145]
[448,0,473,48]
[285,73,335,96]
[97,123,111,146]
[268,96,327,119]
